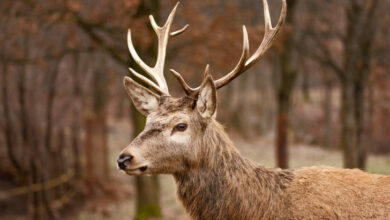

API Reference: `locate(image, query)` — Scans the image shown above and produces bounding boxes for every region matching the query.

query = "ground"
[73,119,390,220]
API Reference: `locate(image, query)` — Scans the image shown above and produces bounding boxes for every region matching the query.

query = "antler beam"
[127,2,188,95]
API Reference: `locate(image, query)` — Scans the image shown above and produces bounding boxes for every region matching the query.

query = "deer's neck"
[173,121,294,219]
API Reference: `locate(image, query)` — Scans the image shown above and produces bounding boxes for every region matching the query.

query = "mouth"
[124,166,148,175]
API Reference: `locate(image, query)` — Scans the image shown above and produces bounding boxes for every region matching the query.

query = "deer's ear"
[123,76,159,116]
[196,76,217,119]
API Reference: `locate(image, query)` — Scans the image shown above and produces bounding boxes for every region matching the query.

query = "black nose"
[117,154,133,170]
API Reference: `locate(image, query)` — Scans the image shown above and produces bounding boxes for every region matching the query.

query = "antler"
[127,2,189,95]
[170,0,287,96]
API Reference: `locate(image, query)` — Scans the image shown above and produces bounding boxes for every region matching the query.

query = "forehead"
[147,96,195,121]
[157,96,195,115]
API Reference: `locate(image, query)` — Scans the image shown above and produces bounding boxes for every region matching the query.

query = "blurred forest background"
[1,0,390,219]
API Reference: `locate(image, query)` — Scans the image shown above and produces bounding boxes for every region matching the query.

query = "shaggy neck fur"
[174,121,294,220]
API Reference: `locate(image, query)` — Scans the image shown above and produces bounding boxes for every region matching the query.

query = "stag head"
[117,0,286,175]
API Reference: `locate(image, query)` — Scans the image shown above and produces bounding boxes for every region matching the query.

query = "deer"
[117,0,390,219]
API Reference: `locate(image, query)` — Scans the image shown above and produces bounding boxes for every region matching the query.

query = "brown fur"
[175,121,390,219]
[120,94,390,220]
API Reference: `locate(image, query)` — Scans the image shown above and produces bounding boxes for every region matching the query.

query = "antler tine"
[129,68,166,95]
[127,30,154,83]
[203,64,210,79]
[214,26,250,89]
[170,64,211,96]
[148,2,179,93]
[214,0,287,89]
[169,69,198,96]
[127,2,189,95]
[245,0,287,66]
[171,24,190,37]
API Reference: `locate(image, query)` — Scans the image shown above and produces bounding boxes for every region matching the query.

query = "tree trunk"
[17,39,30,175]
[94,68,110,179]
[365,80,374,154]
[276,107,289,169]
[1,60,24,173]
[102,112,109,178]
[355,0,377,169]
[89,66,110,182]
[84,113,96,194]
[340,80,358,168]
[28,160,40,220]
[355,80,366,169]
[341,0,378,169]
[275,73,295,169]
[275,0,297,169]
[322,78,333,148]
[71,53,83,180]
[41,60,61,219]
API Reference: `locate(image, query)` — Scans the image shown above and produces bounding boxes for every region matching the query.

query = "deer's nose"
[117,154,133,170]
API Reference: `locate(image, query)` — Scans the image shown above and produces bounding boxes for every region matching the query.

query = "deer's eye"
[174,123,187,132]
